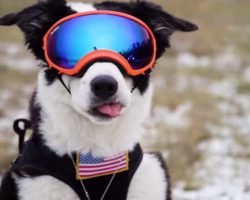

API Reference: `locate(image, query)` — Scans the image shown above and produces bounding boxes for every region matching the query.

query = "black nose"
[91,75,118,99]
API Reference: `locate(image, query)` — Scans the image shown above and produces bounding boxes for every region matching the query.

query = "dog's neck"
[38,103,144,157]
[35,71,153,157]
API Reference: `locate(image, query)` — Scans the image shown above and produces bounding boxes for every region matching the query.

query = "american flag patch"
[77,152,129,180]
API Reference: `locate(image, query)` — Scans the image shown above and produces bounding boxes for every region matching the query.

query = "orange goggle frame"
[43,10,157,76]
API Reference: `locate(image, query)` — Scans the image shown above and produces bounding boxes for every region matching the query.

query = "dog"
[0,0,197,199]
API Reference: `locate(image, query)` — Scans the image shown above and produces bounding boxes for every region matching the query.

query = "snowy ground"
[144,51,250,200]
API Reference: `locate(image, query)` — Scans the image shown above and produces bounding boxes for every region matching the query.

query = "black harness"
[11,119,143,200]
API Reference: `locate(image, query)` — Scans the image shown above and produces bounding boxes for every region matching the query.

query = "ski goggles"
[43,10,157,76]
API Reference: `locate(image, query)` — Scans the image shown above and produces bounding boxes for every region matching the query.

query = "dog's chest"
[13,141,151,200]
[16,153,169,200]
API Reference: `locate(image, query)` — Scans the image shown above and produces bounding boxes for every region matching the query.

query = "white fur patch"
[127,154,168,200]
[17,176,79,200]
[67,2,96,12]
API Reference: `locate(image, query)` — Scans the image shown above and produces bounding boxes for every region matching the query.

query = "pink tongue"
[97,103,122,117]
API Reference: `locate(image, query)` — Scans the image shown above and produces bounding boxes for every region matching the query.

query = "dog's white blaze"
[67,2,96,12]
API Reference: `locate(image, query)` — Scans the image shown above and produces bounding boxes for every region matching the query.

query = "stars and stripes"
[77,152,129,180]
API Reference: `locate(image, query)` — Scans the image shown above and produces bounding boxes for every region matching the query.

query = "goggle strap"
[56,73,71,95]
[55,67,152,94]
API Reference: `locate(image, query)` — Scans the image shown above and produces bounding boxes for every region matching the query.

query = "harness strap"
[11,140,143,200]
[13,119,31,154]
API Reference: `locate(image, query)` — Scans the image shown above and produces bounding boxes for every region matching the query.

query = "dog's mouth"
[89,102,124,119]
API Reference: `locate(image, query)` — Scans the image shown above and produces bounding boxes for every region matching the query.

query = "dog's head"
[0,0,197,127]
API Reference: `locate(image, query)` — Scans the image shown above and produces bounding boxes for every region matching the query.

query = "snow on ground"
[177,52,211,68]
[243,66,250,81]
[153,102,192,129]
[0,43,35,148]
[148,95,250,199]
[0,88,30,146]
[176,47,241,70]
[168,52,250,200]
[0,42,38,70]
[144,51,250,200]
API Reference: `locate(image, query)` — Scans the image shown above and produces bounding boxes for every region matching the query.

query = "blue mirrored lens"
[47,14,153,70]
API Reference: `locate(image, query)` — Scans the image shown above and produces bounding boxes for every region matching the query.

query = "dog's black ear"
[132,1,198,58]
[0,13,18,26]
[0,0,73,60]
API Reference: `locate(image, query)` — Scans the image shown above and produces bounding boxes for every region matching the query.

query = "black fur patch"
[44,68,59,85]
[0,172,19,200]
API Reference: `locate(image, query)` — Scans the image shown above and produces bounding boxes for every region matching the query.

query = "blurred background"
[0,0,250,199]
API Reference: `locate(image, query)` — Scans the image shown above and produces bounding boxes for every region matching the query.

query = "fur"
[0,1,197,199]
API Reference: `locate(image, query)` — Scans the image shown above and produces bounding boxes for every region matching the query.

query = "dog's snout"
[91,75,118,99]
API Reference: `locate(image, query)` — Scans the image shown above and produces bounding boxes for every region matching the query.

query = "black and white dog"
[0,0,197,199]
